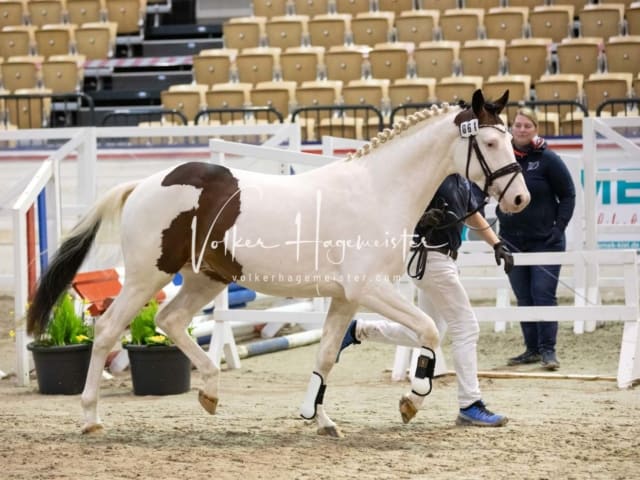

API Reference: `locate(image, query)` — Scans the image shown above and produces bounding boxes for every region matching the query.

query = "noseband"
[460,119,522,203]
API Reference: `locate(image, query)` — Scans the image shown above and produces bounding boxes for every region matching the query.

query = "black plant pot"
[27,342,92,395]
[124,344,191,396]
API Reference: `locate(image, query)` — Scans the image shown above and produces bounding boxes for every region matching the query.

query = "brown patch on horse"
[454,89,509,127]
[157,162,243,283]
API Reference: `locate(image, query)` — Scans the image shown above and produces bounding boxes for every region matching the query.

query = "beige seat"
[604,36,640,78]
[307,13,350,49]
[250,80,297,121]
[27,0,65,27]
[420,0,457,13]
[389,77,436,108]
[584,72,633,114]
[483,73,531,103]
[439,8,484,43]
[41,53,85,93]
[75,21,116,59]
[205,82,252,124]
[280,45,324,85]
[483,7,528,42]
[334,0,371,16]
[161,84,206,124]
[394,9,439,45]
[459,39,505,80]
[627,2,640,36]
[5,87,52,128]
[192,48,236,87]
[342,78,390,138]
[507,0,545,8]
[1,55,44,91]
[535,73,585,119]
[529,5,574,44]
[534,111,560,137]
[105,0,146,55]
[377,0,414,16]
[556,37,603,77]
[295,79,342,141]
[223,16,266,50]
[413,40,460,81]
[435,75,483,104]
[324,45,367,83]
[464,0,500,10]
[252,0,289,18]
[291,0,329,16]
[66,0,106,25]
[35,24,76,58]
[579,3,625,39]
[0,26,35,59]
[265,14,309,50]
[236,46,281,85]
[367,42,411,81]
[351,11,394,47]
[504,38,551,84]
[0,1,26,29]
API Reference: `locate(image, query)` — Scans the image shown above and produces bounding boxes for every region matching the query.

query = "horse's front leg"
[359,281,440,424]
[300,297,358,437]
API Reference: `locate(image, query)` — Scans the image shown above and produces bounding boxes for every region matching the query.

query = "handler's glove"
[493,241,514,274]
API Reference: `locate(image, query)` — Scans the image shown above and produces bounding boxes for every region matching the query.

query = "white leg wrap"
[411,346,436,397]
[299,371,325,420]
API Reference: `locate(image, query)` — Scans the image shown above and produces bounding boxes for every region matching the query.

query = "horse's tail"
[26,180,140,336]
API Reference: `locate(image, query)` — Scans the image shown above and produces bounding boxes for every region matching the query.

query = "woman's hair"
[514,107,538,127]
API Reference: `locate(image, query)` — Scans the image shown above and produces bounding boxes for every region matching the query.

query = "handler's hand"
[493,241,514,274]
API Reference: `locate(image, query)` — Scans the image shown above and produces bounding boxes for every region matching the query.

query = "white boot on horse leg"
[300,371,341,437]
[399,346,436,424]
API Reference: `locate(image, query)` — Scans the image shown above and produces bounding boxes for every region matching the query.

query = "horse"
[27,89,530,437]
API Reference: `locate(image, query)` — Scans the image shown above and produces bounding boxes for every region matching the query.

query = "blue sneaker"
[335,319,360,363]
[456,400,508,427]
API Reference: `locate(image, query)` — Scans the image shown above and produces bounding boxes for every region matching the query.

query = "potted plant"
[123,300,191,396]
[27,294,93,395]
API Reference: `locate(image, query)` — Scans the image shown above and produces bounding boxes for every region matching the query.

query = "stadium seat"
[250,80,298,121]
[435,75,483,104]
[280,45,324,84]
[205,82,252,124]
[579,3,625,39]
[334,0,372,16]
[555,37,603,77]
[483,73,531,103]
[105,0,146,56]
[75,21,116,59]
[35,24,76,58]
[0,26,35,59]
[627,2,640,36]
[388,77,436,108]
[192,48,237,86]
[324,45,367,83]
[421,0,457,13]
[307,13,351,49]
[368,42,411,81]
[292,0,330,16]
[1,55,44,91]
[265,14,309,50]
[604,35,640,78]
[584,72,634,114]
[413,40,460,81]
[5,87,52,128]
[161,84,206,124]
[464,0,500,11]
[41,53,85,93]
[351,11,394,46]
[529,5,575,44]
[66,0,106,25]
[534,73,585,119]
[377,0,414,16]
[27,0,65,28]
[439,8,484,43]
[252,0,290,18]
[223,16,266,50]
[483,7,528,43]
[506,0,545,9]
[295,79,343,141]
[0,1,26,29]
[394,9,439,45]
[236,46,281,85]
[504,37,552,84]
[459,39,506,80]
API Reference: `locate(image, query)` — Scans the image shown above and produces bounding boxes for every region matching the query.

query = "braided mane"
[345,102,462,161]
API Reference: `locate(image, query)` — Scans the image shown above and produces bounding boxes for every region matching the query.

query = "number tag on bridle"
[459,119,479,138]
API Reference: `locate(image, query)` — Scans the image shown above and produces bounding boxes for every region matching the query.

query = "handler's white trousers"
[355,252,481,409]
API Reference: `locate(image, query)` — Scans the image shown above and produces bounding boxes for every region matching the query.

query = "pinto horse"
[27,89,529,436]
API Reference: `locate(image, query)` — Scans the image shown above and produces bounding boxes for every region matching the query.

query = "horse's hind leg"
[300,297,358,437]
[81,274,170,433]
[154,269,226,415]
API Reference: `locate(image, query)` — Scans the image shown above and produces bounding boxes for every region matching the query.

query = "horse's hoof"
[399,394,418,424]
[317,426,343,438]
[198,389,218,414]
[81,423,104,435]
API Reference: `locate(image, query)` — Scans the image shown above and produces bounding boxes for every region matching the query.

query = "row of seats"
[226,4,640,49]
[0,54,85,92]
[157,74,640,137]
[190,36,640,90]
[0,22,116,60]
[250,0,638,18]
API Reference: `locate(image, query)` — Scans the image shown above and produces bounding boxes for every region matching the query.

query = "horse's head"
[452,89,530,214]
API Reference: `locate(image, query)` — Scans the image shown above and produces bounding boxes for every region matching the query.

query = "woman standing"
[498,108,576,371]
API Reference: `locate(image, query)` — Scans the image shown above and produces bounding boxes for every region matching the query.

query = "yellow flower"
[9,330,15,339]
[75,334,90,343]
[146,335,169,345]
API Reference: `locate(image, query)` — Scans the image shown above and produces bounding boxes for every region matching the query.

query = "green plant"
[36,294,93,346]
[127,300,170,346]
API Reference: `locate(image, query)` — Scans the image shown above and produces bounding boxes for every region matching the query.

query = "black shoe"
[335,319,360,363]
[541,351,560,371]
[507,350,541,366]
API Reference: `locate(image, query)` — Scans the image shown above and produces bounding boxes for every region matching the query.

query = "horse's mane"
[345,102,463,161]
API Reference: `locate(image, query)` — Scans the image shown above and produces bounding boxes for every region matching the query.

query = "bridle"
[460,117,522,204]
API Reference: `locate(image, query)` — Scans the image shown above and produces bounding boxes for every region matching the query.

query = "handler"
[338,174,512,427]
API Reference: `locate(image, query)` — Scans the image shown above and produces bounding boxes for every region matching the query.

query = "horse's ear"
[494,90,510,114]
[471,89,485,117]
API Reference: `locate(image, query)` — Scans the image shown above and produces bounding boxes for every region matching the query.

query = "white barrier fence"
[2,119,640,389]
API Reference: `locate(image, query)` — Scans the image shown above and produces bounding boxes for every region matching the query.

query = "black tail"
[27,220,101,336]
